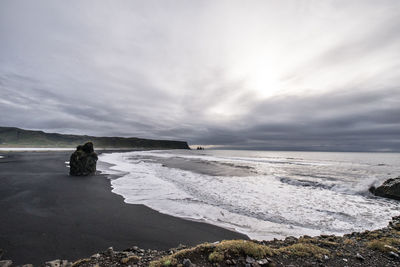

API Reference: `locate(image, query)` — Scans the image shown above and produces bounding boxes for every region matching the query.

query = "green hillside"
[0,127,190,149]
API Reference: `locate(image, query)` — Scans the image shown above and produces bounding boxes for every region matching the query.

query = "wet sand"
[0,151,247,265]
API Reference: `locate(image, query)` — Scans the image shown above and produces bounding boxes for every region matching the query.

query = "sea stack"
[69,142,98,176]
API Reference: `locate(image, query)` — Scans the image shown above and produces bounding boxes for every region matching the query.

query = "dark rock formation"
[370,177,400,201]
[69,142,98,176]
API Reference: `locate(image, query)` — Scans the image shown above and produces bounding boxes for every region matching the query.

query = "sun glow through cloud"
[1,0,400,150]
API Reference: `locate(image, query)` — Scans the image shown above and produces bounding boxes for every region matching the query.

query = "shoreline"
[97,150,400,242]
[98,151,250,239]
[0,151,246,265]
[97,151,250,238]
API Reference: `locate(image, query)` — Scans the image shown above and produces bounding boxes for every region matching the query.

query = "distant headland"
[0,126,190,149]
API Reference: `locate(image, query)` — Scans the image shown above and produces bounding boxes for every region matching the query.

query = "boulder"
[69,142,98,176]
[370,177,400,201]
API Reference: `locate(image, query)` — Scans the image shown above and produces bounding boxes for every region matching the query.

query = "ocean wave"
[98,150,400,240]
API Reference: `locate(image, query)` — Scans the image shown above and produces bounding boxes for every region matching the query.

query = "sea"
[98,149,400,240]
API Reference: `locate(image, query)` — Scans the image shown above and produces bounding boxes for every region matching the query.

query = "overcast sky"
[1,0,400,151]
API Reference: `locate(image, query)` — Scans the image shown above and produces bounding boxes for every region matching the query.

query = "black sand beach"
[0,151,246,265]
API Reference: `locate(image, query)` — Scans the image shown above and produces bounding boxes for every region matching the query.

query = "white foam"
[98,150,400,240]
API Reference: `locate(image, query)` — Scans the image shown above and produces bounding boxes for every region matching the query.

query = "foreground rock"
[370,177,400,201]
[21,215,399,267]
[69,142,98,176]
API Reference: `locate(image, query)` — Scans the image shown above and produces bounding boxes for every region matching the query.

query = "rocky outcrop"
[69,142,98,176]
[370,177,400,201]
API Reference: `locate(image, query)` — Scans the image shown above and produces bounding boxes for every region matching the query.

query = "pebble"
[107,247,115,256]
[284,236,298,243]
[389,251,400,259]
[257,259,269,265]
[246,256,255,263]
[177,244,187,250]
[183,258,192,267]
[323,255,329,260]
[45,259,71,267]
[225,259,232,265]
[0,260,12,267]
[91,253,101,259]
[355,253,365,261]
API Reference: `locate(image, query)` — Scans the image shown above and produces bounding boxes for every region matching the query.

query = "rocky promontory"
[3,216,399,267]
[0,126,190,149]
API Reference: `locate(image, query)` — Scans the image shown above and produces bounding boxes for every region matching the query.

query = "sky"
[0,0,399,151]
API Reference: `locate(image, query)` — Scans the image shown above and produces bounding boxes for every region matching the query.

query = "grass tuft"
[208,240,274,262]
[120,255,140,264]
[343,238,356,246]
[150,240,274,266]
[278,243,330,259]
[149,243,214,267]
[366,237,400,253]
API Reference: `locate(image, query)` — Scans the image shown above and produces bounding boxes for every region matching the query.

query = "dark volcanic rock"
[370,177,400,200]
[69,142,98,176]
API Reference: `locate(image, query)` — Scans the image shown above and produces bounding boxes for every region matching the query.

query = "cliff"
[0,127,190,149]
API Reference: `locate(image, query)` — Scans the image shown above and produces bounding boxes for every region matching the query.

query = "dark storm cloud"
[0,0,400,151]
[185,86,400,151]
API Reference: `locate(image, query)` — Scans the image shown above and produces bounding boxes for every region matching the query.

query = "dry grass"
[278,243,330,259]
[364,231,382,240]
[208,240,274,262]
[391,230,400,236]
[366,237,400,253]
[343,238,356,246]
[149,243,214,267]
[150,240,274,266]
[120,255,140,264]
[149,239,333,266]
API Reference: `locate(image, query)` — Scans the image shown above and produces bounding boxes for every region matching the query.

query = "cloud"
[0,0,399,151]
